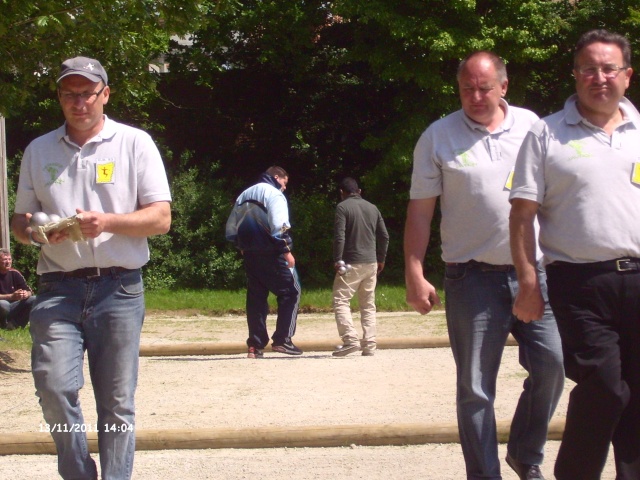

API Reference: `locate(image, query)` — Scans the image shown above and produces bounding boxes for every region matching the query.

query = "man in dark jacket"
[226,166,302,358]
[332,177,389,357]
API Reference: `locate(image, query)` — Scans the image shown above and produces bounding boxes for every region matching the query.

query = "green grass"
[145,289,249,314]
[144,284,433,314]
[2,285,444,351]
[0,327,32,352]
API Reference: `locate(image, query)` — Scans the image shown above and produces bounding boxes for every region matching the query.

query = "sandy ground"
[0,310,617,479]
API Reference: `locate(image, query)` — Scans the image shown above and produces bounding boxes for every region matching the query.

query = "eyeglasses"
[575,64,628,79]
[59,85,106,103]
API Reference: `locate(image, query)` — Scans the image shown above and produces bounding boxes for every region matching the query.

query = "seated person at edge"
[0,248,36,330]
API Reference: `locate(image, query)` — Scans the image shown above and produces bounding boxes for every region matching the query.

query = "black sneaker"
[271,341,303,355]
[506,452,545,480]
[247,346,264,359]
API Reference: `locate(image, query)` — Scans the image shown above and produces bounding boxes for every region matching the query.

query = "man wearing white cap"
[11,56,172,480]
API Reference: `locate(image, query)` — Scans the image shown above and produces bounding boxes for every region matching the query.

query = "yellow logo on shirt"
[96,162,115,184]
[505,168,515,191]
[632,163,640,186]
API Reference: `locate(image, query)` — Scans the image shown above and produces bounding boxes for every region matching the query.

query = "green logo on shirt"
[44,163,65,186]
[567,140,591,160]
[455,149,477,167]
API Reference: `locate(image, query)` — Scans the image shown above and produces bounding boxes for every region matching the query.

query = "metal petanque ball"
[48,214,61,223]
[338,262,352,276]
[29,212,50,227]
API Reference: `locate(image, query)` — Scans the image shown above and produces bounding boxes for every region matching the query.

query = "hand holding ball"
[29,212,51,227]
[28,212,85,244]
[336,260,352,276]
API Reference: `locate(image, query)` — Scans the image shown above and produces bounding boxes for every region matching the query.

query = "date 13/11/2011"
[39,423,134,433]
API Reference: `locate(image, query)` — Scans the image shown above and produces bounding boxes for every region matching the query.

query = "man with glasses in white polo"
[510,29,640,479]
[12,56,172,480]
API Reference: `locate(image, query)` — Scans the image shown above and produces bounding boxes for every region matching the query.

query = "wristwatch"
[29,231,43,247]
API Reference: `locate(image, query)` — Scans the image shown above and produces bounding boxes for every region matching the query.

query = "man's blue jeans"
[0,295,36,328]
[30,269,145,480]
[444,262,564,480]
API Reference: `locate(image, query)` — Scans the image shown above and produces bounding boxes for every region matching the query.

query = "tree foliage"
[0,0,223,118]
[5,0,640,289]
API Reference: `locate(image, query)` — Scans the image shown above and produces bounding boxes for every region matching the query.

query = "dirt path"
[0,311,616,479]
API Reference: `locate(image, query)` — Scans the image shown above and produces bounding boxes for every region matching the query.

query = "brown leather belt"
[45,267,133,279]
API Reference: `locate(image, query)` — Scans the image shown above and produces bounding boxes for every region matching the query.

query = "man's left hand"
[513,283,544,323]
[283,252,295,268]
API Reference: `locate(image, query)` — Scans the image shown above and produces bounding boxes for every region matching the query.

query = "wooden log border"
[0,418,565,456]
[139,336,518,357]
[1,335,532,456]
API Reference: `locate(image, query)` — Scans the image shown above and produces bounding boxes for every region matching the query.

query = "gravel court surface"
[0,311,617,479]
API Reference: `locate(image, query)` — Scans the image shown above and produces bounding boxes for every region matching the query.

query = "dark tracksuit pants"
[243,252,301,349]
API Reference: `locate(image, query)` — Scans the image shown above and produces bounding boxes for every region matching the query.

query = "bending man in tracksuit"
[226,166,302,358]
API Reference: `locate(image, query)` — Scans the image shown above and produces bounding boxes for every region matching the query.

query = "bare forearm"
[509,198,544,321]
[404,199,434,282]
[404,198,441,313]
[509,201,539,285]
[78,201,171,238]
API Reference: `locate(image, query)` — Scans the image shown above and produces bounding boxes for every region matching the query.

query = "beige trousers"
[332,262,378,351]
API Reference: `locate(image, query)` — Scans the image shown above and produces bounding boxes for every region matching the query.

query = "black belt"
[45,267,133,279]
[549,258,640,272]
[446,260,514,272]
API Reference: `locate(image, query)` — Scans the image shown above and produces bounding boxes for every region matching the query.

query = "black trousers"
[243,252,301,349]
[546,261,640,480]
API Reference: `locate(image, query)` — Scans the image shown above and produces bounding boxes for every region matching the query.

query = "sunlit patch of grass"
[0,327,31,351]
[145,284,444,315]
[2,285,446,352]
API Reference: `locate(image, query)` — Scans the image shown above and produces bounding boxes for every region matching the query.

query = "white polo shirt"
[15,116,172,274]
[411,100,539,265]
[510,94,640,264]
